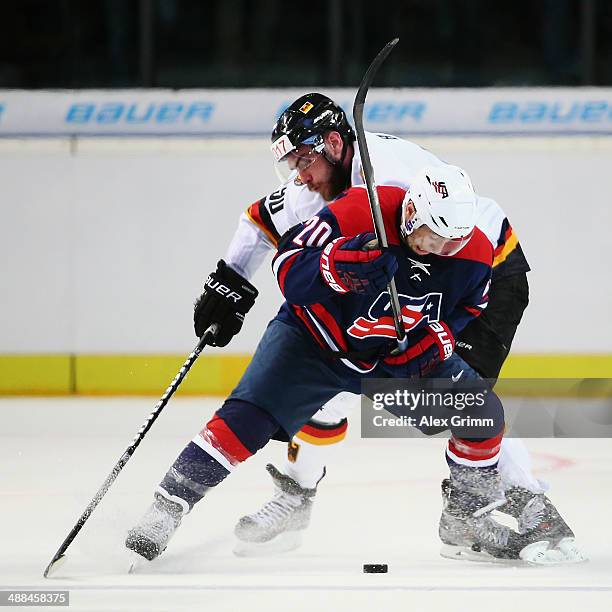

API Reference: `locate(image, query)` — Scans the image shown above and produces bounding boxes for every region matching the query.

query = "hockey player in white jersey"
[170,94,583,563]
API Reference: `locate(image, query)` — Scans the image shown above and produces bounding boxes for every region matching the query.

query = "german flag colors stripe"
[295,418,348,445]
[246,199,280,246]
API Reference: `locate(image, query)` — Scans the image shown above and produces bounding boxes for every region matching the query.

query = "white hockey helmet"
[400,165,477,256]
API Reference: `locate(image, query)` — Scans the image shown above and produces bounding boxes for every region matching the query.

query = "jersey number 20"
[292,215,332,248]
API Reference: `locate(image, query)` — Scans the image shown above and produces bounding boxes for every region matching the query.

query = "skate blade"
[440,543,522,566]
[128,555,140,574]
[520,537,588,566]
[233,531,303,558]
[127,551,148,574]
[44,554,67,578]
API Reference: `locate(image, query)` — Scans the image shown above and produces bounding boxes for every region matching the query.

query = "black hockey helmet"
[270,93,355,163]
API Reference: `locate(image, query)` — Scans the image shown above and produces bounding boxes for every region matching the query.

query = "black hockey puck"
[363,563,388,573]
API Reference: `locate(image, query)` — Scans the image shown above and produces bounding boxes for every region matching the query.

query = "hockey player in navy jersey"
[270,174,489,378]
[126,166,573,564]
[226,94,579,562]
[126,93,582,564]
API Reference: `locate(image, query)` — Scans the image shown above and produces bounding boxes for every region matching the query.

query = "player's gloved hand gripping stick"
[321,232,398,295]
[194,259,259,346]
[43,42,394,578]
[352,38,407,353]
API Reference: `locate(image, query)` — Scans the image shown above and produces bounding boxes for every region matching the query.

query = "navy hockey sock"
[160,400,280,509]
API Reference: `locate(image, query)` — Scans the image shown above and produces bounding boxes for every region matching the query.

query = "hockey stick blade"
[352,38,407,351]
[43,323,219,578]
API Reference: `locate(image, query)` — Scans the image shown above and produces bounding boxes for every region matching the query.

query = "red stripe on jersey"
[465,305,483,317]
[451,227,493,267]
[328,185,404,246]
[277,251,300,294]
[291,305,326,350]
[448,432,503,461]
[308,303,376,370]
[204,413,253,463]
[494,223,514,257]
[300,419,349,439]
[310,303,349,351]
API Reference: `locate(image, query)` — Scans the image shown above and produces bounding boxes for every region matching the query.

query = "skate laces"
[503,488,573,539]
[136,496,182,539]
[247,488,305,529]
[471,515,511,547]
[518,496,547,533]
[448,465,506,516]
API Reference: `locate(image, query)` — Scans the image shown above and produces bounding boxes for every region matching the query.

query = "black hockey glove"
[194,260,258,347]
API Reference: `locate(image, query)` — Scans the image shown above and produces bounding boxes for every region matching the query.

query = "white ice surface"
[1,397,611,612]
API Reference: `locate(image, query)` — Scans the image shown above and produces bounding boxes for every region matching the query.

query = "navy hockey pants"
[159,319,504,508]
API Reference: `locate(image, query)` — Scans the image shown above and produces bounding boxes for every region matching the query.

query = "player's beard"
[315,160,351,202]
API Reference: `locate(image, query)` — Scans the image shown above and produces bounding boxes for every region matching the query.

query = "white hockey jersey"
[225,132,529,280]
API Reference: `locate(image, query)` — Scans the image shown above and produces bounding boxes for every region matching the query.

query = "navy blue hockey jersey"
[272,185,492,375]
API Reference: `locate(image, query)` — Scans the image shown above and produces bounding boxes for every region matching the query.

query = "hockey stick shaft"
[352,38,408,352]
[43,323,219,577]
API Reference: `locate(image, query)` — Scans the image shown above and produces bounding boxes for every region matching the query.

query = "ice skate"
[233,464,318,556]
[439,477,587,565]
[438,467,526,563]
[125,491,188,561]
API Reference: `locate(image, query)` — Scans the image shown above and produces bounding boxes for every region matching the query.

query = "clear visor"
[401,202,474,256]
[413,226,474,256]
[271,140,326,184]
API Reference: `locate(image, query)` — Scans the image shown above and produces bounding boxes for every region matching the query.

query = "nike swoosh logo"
[451,370,464,382]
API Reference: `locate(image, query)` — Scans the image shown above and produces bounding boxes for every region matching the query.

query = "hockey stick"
[43,323,219,577]
[352,37,408,352]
